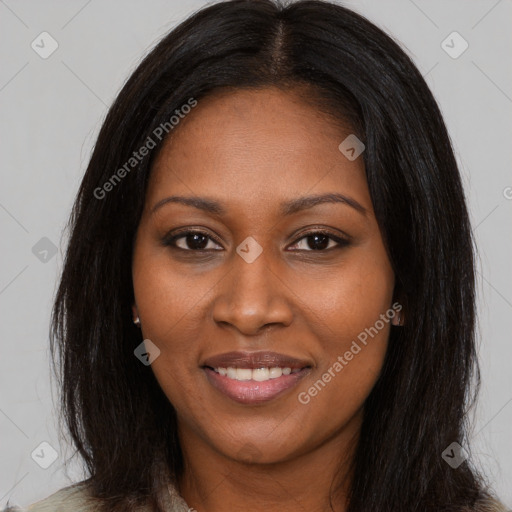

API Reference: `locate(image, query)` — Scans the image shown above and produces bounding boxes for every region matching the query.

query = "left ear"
[390,301,404,326]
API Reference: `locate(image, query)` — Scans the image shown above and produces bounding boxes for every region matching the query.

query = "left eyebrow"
[279,193,367,216]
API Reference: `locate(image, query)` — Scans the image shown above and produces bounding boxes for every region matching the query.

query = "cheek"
[131,243,208,396]
[295,241,394,348]
[295,252,394,422]
[132,239,210,343]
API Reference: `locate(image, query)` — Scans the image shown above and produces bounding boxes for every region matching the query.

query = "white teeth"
[214,366,298,381]
[236,368,252,381]
[268,367,282,379]
[252,368,270,381]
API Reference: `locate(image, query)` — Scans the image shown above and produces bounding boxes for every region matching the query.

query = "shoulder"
[9,484,506,512]
[5,480,190,512]
[471,496,509,512]
[8,482,99,512]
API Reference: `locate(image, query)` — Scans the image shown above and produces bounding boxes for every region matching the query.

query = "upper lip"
[202,351,312,370]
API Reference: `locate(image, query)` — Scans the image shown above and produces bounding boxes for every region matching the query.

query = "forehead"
[146,87,371,214]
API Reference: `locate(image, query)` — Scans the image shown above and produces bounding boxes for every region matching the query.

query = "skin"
[132,86,398,512]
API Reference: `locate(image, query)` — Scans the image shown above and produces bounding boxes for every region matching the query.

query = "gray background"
[1,0,511,508]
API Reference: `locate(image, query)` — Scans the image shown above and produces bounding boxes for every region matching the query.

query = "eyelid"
[290,226,352,244]
[287,228,350,251]
[162,227,224,250]
[162,227,351,252]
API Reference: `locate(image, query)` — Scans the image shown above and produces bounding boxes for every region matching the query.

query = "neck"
[176,414,361,512]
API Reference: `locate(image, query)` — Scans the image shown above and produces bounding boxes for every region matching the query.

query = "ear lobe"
[132,304,139,323]
[390,297,404,326]
[391,306,404,326]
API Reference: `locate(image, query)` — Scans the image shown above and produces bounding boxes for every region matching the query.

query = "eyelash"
[162,228,350,253]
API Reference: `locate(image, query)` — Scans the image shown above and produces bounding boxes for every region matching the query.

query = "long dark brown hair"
[50,1,496,510]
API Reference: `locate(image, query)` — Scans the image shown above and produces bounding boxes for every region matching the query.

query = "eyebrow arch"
[280,193,367,216]
[150,193,367,217]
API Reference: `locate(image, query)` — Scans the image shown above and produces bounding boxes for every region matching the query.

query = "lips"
[201,351,312,405]
[202,351,311,370]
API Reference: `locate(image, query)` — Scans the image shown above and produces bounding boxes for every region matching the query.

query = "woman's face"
[132,87,396,465]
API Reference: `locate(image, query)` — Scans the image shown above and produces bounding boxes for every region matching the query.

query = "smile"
[201,350,313,404]
[212,366,301,381]
[202,365,311,405]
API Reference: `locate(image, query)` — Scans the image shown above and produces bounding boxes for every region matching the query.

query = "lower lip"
[203,367,310,405]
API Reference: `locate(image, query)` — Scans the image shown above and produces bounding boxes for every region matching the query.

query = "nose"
[211,250,294,336]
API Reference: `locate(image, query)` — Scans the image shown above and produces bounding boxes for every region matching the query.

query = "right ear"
[132,304,140,325]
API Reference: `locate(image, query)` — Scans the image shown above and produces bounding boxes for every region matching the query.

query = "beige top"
[4,481,508,512]
[4,481,191,512]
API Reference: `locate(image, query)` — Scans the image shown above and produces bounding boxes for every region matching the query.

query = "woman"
[10,0,506,511]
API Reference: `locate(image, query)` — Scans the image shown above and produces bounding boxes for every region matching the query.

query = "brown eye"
[288,231,350,252]
[164,230,223,251]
